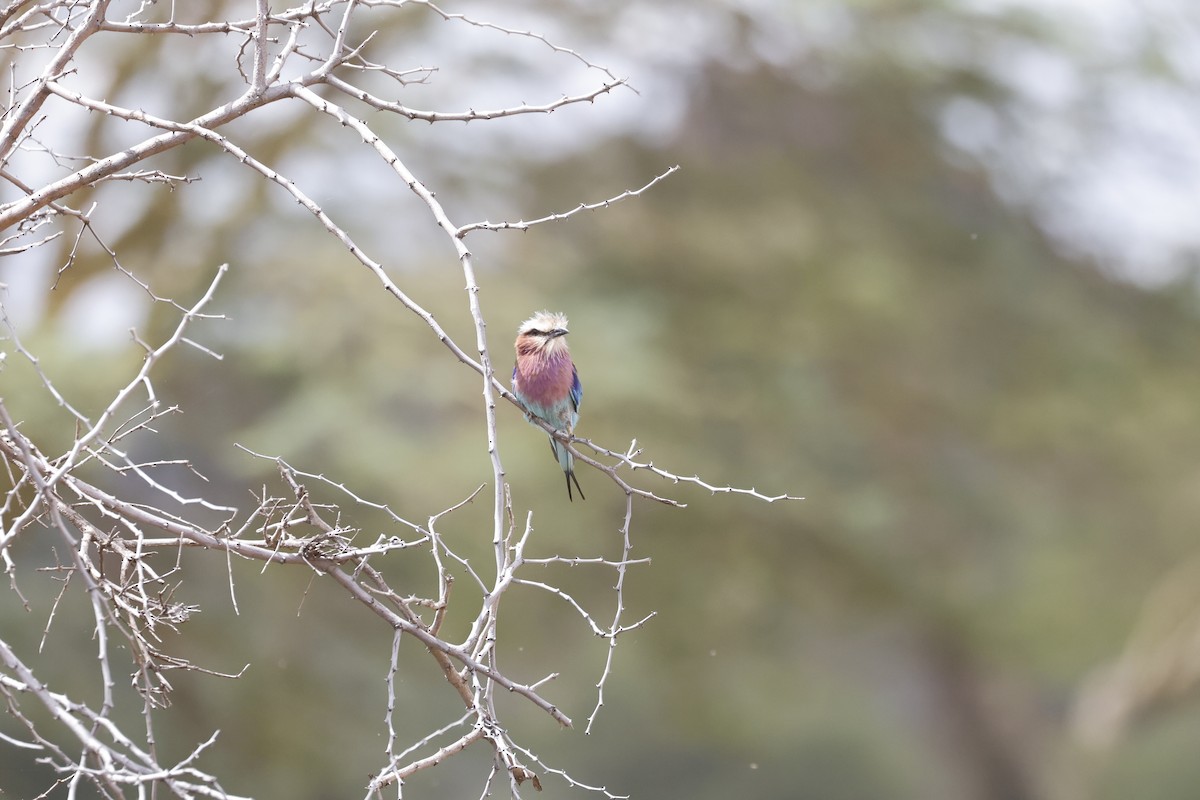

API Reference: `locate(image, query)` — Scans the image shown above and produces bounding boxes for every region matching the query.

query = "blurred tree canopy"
[5,1,1200,799]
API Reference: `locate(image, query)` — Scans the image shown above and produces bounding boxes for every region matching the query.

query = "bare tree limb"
[0,3,797,797]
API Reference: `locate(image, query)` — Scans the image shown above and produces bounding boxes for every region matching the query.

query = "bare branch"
[457,165,681,237]
[325,73,628,123]
[0,5,798,796]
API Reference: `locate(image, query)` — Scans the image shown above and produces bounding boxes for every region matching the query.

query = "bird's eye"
[527,329,544,336]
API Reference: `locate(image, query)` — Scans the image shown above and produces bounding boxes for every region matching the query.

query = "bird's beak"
[549,328,569,338]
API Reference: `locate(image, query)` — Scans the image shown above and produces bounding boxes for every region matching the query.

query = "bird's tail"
[550,436,585,501]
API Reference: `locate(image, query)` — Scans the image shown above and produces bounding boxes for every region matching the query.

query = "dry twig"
[0,3,797,798]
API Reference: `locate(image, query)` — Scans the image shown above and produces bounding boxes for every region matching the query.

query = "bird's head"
[515,311,571,356]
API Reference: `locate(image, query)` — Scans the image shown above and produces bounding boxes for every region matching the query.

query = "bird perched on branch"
[512,310,585,501]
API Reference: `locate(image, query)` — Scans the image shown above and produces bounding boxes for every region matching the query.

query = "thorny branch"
[0,2,798,799]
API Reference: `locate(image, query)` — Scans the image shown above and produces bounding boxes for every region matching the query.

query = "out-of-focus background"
[5,1,1200,798]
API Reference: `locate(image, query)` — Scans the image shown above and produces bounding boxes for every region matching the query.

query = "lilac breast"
[516,351,573,408]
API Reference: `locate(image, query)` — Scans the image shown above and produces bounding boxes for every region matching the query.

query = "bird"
[511,310,585,501]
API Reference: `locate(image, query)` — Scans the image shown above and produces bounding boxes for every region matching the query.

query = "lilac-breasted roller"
[512,311,585,501]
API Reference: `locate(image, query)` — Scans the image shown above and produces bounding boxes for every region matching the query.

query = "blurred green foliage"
[5,2,1200,799]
